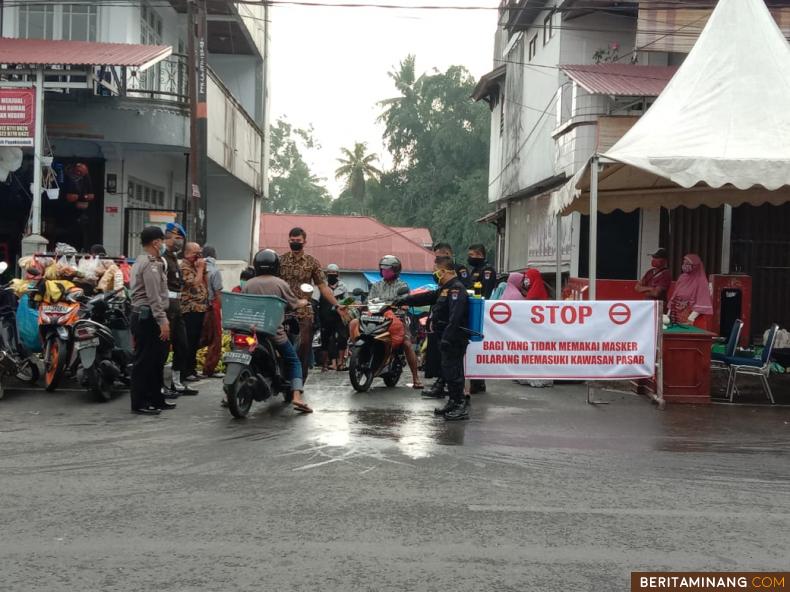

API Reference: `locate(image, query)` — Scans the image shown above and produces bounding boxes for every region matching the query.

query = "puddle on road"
[306,407,468,459]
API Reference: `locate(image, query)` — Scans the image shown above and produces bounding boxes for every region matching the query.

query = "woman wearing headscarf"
[668,254,713,329]
[499,269,549,300]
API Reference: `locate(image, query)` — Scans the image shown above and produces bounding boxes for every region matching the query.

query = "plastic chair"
[711,319,743,371]
[724,324,778,404]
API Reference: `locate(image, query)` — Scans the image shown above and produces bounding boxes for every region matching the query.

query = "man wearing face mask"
[464,243,496,394]
[161,223,197,397]
[351,255,423,389]
[180,242,208,381]
[279,227,346,382]
[635,247,672,311]
[129,226,173,415]
[395,256,470,420]
[319,263,348,371]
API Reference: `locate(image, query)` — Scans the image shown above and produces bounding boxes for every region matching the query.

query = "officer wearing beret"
[162,222,197,397]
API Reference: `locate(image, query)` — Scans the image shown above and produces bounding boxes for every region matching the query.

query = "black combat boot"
[434,398,456,416]
[444,395,470,421]
[422,378,447,399]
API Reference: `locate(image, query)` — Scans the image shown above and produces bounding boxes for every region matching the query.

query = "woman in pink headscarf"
[668,254,713,328]
[501,268,549,300]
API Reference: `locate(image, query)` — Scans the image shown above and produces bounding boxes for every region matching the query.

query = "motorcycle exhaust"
[0,351,17,374]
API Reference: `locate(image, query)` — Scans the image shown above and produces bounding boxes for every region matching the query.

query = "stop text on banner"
[465,301,659,380]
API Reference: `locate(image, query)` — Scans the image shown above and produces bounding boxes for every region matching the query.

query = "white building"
[0,0,268,262]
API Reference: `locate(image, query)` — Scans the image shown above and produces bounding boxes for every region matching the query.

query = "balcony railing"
[96,53,188,104]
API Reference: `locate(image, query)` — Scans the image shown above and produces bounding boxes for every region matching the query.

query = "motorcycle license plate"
[75,338,99,350]
[361,315,385,322]
[224,351,252,365]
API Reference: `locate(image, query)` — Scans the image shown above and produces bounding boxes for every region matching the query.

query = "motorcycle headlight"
[57,326,69,340]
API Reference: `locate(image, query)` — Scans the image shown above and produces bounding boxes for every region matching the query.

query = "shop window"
[528,35,538,61]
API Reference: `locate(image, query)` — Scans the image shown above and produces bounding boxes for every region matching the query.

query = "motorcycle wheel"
[44,337,68,392]
[228,368,254,418]
[86,366,113,402]
[16,356,40,385]
[0,378,4,400]
[383,365,403,388]
[349,347,373,392]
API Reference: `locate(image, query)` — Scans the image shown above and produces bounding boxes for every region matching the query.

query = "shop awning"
[0,37,172,71]
[559,64,677,97]
[551,0,790,216]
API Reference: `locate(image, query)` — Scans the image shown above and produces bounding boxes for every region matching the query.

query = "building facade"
[0,0,268,262]
[477,0,790,336]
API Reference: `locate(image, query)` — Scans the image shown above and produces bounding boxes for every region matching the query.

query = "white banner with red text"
[465,300,659,380]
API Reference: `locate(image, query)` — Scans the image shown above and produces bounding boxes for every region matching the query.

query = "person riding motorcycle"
[242,249,313,413]
[349,255,423,389]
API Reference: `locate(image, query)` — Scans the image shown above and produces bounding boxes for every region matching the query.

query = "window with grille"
[128,178,168,208]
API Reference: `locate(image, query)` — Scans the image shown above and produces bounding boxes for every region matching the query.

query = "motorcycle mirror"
[396,285,410,296]
[0,262,7,274]
[300,283,314,295]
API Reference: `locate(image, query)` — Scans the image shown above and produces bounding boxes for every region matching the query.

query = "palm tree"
[377,55,425,167]
[334,142,382,215]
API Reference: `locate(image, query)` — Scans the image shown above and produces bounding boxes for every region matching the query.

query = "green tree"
[334,142,382,215]
[268,118,331,214]
[367,57,494,256]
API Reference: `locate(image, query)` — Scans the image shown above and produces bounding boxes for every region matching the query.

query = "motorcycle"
[0,262,40,399]
[348,285,410,393]
[73,288,131,402]
[38,285,83,392]
[222,283,313,419]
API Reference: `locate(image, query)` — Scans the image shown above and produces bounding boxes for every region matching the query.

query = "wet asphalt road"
[1,372,789,592]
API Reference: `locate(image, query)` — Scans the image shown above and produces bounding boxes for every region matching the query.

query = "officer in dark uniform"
[129,226,173,415]
[464,243,497,394]
[422,243,456,398]
[397,256,470,420]
[161,222,197,397]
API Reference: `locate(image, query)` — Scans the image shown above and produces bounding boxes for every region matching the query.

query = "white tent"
[549,0,790,296]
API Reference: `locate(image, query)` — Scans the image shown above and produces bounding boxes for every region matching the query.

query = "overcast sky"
[269,0,498,196]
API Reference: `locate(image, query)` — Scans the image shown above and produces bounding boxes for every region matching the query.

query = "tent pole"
[589,155,599,300]
[555,213,562,298]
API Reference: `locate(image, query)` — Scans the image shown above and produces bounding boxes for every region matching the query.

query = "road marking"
[468,505,790,519]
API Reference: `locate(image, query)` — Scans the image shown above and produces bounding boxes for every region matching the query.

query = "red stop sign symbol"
[608,303,631,325]
[489,302,512,325]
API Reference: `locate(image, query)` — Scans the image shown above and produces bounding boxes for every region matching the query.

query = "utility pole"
[187,0,208,244]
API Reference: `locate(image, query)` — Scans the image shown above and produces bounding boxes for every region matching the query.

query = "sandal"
[412,382,424,390]
[293,401,313,413]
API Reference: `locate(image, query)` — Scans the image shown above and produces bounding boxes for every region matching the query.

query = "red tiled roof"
[260,214,435,272]
[391,226,433,247]
[0,37,172,68]
[560,64,678,97]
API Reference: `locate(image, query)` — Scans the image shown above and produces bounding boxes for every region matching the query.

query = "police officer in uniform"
[161,222,197,397]
[421,243,457,398]
[129,226,174,415]
[464,243,497,394]
[397,256,470,420]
